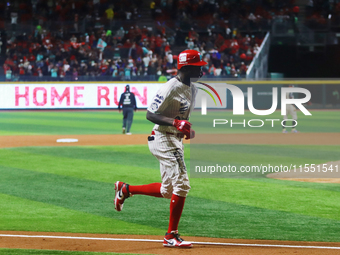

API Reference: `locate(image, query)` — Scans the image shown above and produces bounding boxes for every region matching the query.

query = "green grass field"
[0,110,339,254]
[0,249,138,255]
[0,109,339,135]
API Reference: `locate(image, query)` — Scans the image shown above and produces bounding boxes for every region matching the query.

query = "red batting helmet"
[177,50,207,70]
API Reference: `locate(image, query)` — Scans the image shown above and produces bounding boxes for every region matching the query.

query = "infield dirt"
[1,231,340,255]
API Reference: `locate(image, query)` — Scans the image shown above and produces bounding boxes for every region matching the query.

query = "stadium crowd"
[1,0,338,81]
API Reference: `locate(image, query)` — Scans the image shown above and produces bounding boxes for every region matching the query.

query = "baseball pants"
[148,130,191,199]
[122,107,134,133]
[284,104,297,120]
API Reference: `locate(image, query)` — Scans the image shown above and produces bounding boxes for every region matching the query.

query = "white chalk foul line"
[1,234,340,250]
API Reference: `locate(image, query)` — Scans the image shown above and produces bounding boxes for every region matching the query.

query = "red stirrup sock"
[168,194,186,233]
[129,183,163,197]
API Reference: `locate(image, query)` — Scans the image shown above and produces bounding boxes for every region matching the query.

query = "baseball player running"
[118,85,137,135]
[282,84,298,133]
[114,50,207,248]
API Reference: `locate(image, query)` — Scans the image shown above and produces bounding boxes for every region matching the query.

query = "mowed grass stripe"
[0,121,152,135]
[0,110,146,120]
[191,110,340,120]
[1,143,339,241]
[0,114,152,127]
[252,177,340,193]
[0,111,153,128]
[1,110,339,136]
[13,144,340,169]
[0,118,116,130]
[182,196,340,242]
[190,178,340,221]
[0,123,112,135]
[190,144,340,178]
[0,111,125,120]
[11,146,157,166]
[0,150,160,184]
[191,144,340,160]
[0,113,116,122]
[0,130,34,136]
[0,167,167,234]
[0,248,144,255]
[1,145,339,220]
[0,193,161,235]
[1,168,340,241]
[89,145,153,154]
[0,111,154,135]
[192,150,335,166]
[191,110,340,133]
[0,111,152,130]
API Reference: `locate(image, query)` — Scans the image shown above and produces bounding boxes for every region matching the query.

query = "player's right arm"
[131,93,137,111]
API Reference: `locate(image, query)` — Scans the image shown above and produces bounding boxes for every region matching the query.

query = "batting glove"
[173,119,195,140]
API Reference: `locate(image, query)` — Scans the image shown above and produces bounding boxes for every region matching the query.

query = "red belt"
[151,130,184,138]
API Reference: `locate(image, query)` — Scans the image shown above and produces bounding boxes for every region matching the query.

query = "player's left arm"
[146,111,173,126]
[146,111,195,139]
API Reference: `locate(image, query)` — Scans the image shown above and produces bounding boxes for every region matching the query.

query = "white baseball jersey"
[147,77,198,134]
[147,77,197,198]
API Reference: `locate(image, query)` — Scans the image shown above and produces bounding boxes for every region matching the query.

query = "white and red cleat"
[163,231,193,248]
[114,181,130,212]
